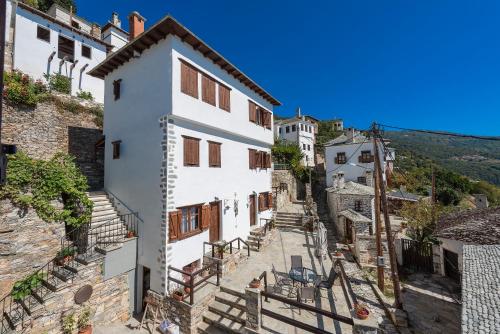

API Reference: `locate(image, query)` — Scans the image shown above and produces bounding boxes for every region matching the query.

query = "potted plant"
[55,247,76,266]
[11,272,45,301]
[216,242,228,259]
[62,312,76,334]
[249,278,261,289]
[334,249,343,257]
[354,303,369,320]
[126,230,136,238]
[172,288,184,302]
[77,307,93,334]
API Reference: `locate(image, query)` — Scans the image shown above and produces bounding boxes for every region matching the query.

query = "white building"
[324,129,395,187]
[274,109,316,166]
[3,1,132,103]
[89,14,280,300]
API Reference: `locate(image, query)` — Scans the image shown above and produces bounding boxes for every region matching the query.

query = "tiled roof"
[461,245,500,334]
[339,209,371,223]
[434,207,500,244]
[326,181,374,196]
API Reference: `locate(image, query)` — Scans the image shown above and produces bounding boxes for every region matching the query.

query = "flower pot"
[126,231,135,238]
[173,293,183,301]
[334,252,342,257]
[249,280,260,289]
[78,325,92,334]
[54,257,65,266]
[184,287,191,294]
[355,306,369,320]
[64,255,73,264]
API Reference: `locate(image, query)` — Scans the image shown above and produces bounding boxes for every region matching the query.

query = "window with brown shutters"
[201,205,211,230]
[258,192,271,211]
[249,101,257,123]
[172,204,205,239]
[249,100,272,129]
[181,61,198,98]
[183,136,200,167]
[255,151,263,168]
[202,74,216,106]
[219,85,231,112]
[208,141,221,167]
[168,210,181,241]
[258,193,265,212]
[335,152,347,164]
[249,149,256,169]
[267,192,273,209]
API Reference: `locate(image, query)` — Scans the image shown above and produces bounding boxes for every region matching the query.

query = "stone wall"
[354,234,390,270]
[203,249,249,276]
[14,258,130,333]
[0,200,66,298]
[272,170,305,203]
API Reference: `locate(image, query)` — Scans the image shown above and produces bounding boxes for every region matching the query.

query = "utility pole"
[373,134,385,293]
[372,123,403,309]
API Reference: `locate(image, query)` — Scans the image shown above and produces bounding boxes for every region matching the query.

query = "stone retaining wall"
[0,200,66,298]
[203,248,249,276]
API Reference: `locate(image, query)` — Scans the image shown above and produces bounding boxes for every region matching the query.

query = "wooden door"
[209,201,221,242]
[345,219,353,244]
[249,194,256,226]
[443,249,460,283]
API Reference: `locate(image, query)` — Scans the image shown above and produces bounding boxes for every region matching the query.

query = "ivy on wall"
[0,152,93,227]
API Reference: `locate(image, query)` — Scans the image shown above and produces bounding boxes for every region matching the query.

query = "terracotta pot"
[356,307,369,320]
[127,231,135,238]
[335,252,342,256]
[78,325,92,334]
[249,280,260,289]
[54,257,65,266]
[173,293,183,301]
[184,287,191,294]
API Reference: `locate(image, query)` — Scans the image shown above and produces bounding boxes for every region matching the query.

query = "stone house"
[89,13,279,309]
[432,207,500,283]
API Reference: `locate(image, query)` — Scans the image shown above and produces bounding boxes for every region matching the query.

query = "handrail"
[104,189,145,225]
[257,218,274,249]
[0,212,140,333]
[167,262,221,305]
[257,271,269,302]
[203,237,250,259]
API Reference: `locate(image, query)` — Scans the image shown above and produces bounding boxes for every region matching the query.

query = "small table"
[288,267,318,286]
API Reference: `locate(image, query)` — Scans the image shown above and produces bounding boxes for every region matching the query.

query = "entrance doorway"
[142,266,150,309]
[249,194,256,226]
[443,249,460,283]
[209,201,221,242]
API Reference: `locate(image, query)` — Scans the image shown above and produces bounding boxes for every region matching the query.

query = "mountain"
[384,131,500,186]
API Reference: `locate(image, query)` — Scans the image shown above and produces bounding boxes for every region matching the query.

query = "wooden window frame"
[359,150,374,163]
[286,126,290,133]
[357,176,367,185]
[183,136,201,167]
[218,84,231,112]
[354,200,363,212]
[249,148,256,169]
[248,100,271,128]
[202,73,216,106]
[292,124,296,132]
[81,44,92,59]
[112,140,121,159]
[177,204,204,240]
[208,141,221,168]
[335,152,347,164]
[58,35,75,63]
[37,25,50,43]
[180,60,199,99]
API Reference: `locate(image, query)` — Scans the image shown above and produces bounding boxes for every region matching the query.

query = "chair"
[313,267,338,299]
[290,255,303,270]
[272,264,293,296]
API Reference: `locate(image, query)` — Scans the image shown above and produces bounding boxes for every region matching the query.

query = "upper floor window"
[181,61,198,99]
[208,141,221,167]
[359,150,374,163]
[307,144,311,151]
[58,35,74,63]
[354,200,363,212]
[286,126,290,133]
[248,101,271,129]
[303,144,306,150]
[258,192,273,212]
[202,74,216,106]
[218,84,231,112]
[279,127,282,134]
[357,176,367,185]
[112,140,121,159]
[300,124,304,131]
[37,26,50,43]
[113,79,122,100]
[292,124,296,132]
[82,44,91,59]
[249,149,271,169]
[335,152,346,164]
[183,136,200,167]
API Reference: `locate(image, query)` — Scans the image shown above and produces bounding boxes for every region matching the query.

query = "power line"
[324,137,369,175]
[376,123,500,141]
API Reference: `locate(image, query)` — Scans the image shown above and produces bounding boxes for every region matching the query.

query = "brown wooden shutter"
[202,74,216,106]
[183,136,200,166]
[201,205,211,230]
[181,61,198,98]
[168,210,180,241]
[181,62,189,95]
[265,153,271,168]
[219,85,230,112]
[249,101,257,123]
[258,194,264,212]
[268,192,273,209]
[209,141,221,167]
[255,151,262,168]
[249,149,256,169]
[263,111,271,129]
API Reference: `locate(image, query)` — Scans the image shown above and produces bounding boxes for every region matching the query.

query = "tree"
[398,200,441,243]
[437,187,460,206]
[37,0,77,13]
[271,139,310,182]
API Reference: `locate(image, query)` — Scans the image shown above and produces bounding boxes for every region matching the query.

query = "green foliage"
[37,0,76,13]
[316,120,343,152]
[437,187,460,206]
[0,152,93,227]
[57,246,76,258]
[11,272,46,301]
[47,73,71,94]
[54,98,103,127]
[23,0,39,9]
[272,139,311,182]
[3,70,48,107]
[77,307,93,330]
[62,313,76,334]
[76,90,94,101]
[470,181,500,206]
[398,200,442,243]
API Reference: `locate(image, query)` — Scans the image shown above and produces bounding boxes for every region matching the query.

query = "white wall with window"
[5,1,108,102]
[274,118,316,166]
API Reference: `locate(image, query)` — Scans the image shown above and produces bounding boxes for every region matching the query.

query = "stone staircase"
[245,228,265,252]
[78,162,104,191]
[274,212,304,230]
[197,286,247,333]
[87,191,128,245]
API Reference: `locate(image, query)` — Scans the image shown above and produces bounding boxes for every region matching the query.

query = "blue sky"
[78,0,500,135]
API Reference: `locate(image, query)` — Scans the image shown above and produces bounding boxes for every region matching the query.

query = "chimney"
[474,194,489,209]
[296,107,301,118]
[111,12,121,28]
[337,172,345,189]
[365,170,373,187]
[332,173,338,189]
[90,23,101,39]
[128,11,146,40]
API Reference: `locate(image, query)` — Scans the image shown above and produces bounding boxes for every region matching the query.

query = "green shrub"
[3,70,48,107]
[48,73,71,94]
[0,152,93,227]
[11,272,46,301]
[76,90,94,101]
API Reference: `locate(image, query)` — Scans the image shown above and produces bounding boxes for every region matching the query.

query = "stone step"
[91,208,116,218]
[208,301,246,324]
[88,194,108,201]
[92,204,113,212]
[91,213,119,224]
[202,312,244,334]
[214,296,246,312]
[219,286,246,300]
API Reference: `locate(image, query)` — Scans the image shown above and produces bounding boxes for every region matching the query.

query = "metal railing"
[256,218,275,250]
[273,163,291,170]
[0,212,140,333]
[203,237,250,259]
[167,262,220,305]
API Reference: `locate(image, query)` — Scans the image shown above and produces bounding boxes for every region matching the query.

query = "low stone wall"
[272,170,305,202]
[354,234,390,270]
[148,289,216,334]
[17,258,130,333]
[0,200,66,298]
[203,248,249,276]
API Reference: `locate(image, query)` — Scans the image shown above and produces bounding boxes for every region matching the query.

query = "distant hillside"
[384,131,500,185]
